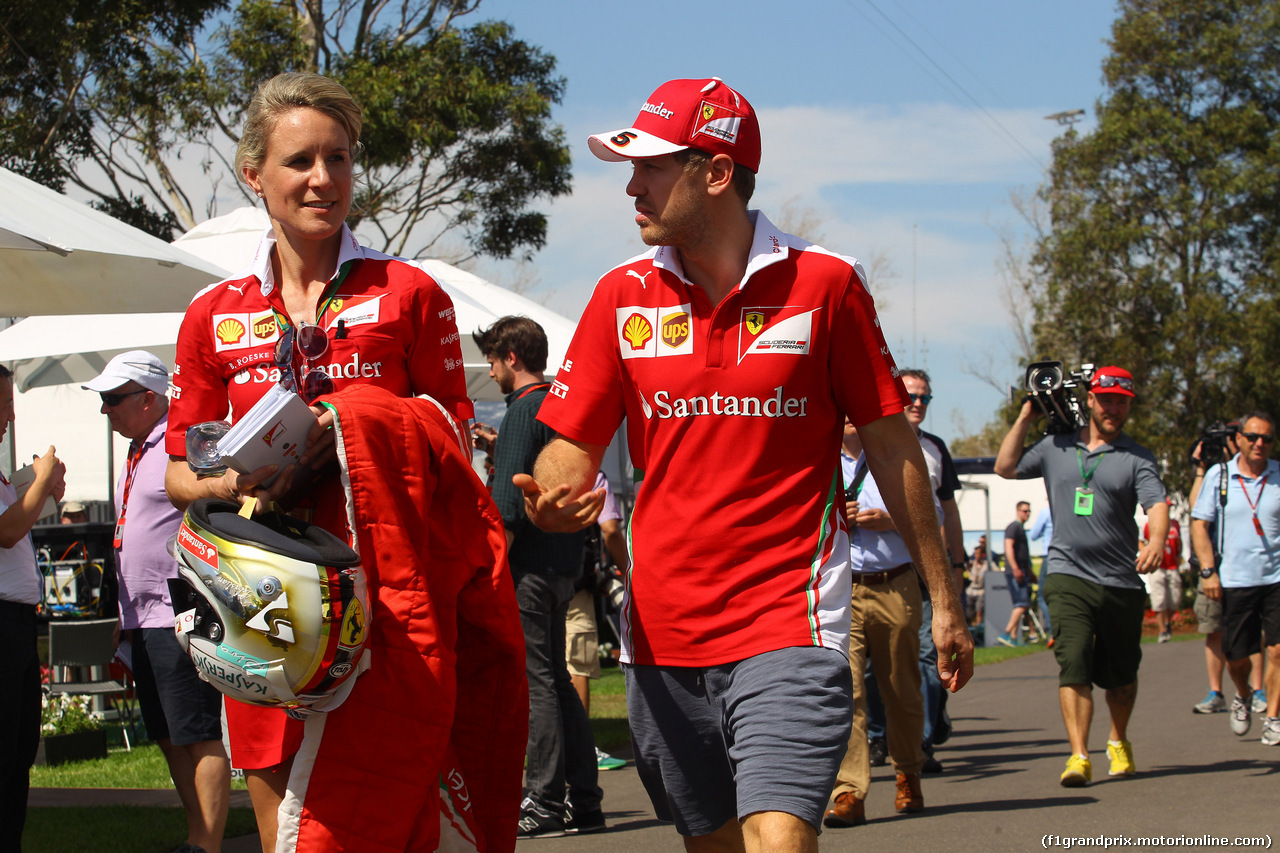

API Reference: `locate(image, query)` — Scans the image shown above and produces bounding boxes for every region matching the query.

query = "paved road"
[511,638,1278,852]
[34,638,1278,851]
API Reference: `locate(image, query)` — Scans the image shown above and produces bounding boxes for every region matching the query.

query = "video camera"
[1017,360,1095,435]
[1189,421,1238,467]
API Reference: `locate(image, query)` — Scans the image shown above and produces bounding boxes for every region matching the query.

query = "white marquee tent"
[1,207,583,500]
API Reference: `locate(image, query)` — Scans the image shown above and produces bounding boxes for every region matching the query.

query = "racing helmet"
[168,498,369,711]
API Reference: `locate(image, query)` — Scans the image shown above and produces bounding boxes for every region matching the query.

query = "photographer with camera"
[1190,412,1280,746]
[1188,427,1265,714]
[996,365,1168,787]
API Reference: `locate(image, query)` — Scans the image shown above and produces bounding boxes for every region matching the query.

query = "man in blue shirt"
[824,420,939,827]
[1191,411,1280,747]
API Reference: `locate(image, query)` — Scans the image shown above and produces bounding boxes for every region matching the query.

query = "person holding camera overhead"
[996,365,1168,788]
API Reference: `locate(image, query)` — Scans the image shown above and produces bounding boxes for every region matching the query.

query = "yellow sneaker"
[1060,754,1092,787]
[1107,740,1135,776]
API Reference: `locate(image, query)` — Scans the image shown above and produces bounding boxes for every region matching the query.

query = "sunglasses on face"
[273,322,335,403]
[1240,432,1275,445]
[100,389,147,407]
[1092,374,1134,391]
[908,393,933,405]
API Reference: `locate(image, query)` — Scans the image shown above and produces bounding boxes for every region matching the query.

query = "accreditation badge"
[1074,487,1095,517]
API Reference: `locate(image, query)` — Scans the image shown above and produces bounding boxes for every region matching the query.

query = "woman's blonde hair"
[235,72,363,183]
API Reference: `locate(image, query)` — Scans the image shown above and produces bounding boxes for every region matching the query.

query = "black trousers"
[515,572,602,814]
[0,600,41,853]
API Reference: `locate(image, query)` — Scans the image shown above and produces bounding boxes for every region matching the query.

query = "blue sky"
[466,0,1123,446]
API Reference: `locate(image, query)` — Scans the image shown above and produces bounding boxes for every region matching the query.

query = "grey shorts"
[1194,585,1223,633]
[624,645,852,837]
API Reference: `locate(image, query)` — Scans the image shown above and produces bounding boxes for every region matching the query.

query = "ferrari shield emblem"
[745,312,765,336]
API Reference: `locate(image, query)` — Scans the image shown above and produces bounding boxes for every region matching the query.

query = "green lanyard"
[1074,448,1105,516]
[1076,448,1106,488]
[270,260,356,332]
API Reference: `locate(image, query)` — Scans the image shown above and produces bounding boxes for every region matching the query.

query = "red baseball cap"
[1089,365,1136,397]
[588,77,761,173]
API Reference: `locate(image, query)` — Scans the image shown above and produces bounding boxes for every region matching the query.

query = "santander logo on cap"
[588,77,762,173]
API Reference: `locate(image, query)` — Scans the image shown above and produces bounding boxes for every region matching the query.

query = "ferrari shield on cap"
[588,77,762,172]
[169,498,370,712]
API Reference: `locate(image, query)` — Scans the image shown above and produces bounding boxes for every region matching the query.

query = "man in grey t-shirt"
[995,365,1168,789]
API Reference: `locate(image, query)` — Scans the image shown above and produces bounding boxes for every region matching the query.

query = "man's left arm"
[941,498,966,590]
[1137,500,1170,574]
[860,412,974,692]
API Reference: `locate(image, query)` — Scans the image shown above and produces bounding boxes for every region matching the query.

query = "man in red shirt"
[517,77,973,853]
[1143,499,1182,642]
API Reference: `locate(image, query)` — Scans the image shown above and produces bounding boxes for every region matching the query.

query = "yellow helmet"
[169,499,369,711]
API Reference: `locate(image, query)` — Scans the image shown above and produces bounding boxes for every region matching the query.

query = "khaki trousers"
[832,567,926,797]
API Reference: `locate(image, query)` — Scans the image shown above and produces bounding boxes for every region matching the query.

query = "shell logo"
[253,316,276,338]
[623,313,653,350]
[216,318,247,345]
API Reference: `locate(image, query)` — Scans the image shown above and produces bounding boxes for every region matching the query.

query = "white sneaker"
[1261,717,1280,747]
[1251,689,1268,714]
[1157,630,1172,643]
[1230,695,1252,736]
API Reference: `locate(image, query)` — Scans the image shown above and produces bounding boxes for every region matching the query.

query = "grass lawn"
[23,807,257,853]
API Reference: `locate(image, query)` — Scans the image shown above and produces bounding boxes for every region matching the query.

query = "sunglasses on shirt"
[1240,431,1276,445]
[908,393,933,405]
[100,389,148,407]
[274,322,335,403]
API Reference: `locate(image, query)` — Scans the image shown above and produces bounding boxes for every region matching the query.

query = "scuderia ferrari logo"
[737,307,820,363]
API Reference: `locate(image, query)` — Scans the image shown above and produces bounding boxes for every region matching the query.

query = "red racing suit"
[277,385,527,852]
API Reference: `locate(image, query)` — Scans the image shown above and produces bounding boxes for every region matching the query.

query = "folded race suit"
[277,384,528,853]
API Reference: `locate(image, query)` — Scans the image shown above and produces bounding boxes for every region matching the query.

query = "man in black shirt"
[1001,501,1034,646]
[474,317,604,838]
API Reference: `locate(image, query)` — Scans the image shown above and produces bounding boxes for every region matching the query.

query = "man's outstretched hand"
[514,473,606,533]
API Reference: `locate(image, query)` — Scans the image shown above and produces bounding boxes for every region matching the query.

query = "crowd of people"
[1,67,1275,853]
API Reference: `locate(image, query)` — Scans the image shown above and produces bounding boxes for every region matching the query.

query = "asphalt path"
[34,638,1278,851]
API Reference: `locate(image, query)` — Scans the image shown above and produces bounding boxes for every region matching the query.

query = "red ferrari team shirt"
[537,211,907,667]
[166,225,473,456]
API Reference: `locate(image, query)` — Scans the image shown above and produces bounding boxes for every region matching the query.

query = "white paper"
[11,464,58,519]
[216,384,318,486]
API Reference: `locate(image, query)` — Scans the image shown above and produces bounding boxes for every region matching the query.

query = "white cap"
[82,350,170,395]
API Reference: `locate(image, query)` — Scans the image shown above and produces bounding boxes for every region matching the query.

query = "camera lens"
[1027,366,1061,392]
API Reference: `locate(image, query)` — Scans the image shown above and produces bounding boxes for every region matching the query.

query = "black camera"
[1017,360,1095,435]
[1190,421,1238,467]
[596,563,627,610]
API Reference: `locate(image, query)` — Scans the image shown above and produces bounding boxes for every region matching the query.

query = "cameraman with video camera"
[996,364,1168,788]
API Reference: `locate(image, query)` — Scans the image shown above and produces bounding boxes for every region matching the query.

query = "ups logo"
[253,316,276,338]
[661,312,690,348]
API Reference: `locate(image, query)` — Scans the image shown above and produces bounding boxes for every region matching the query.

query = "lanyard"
[113,442,145,548]
[269,260,356,333]
[1076,448,1106,488]
[1234,471,1268,536]
[516,383,551,400]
